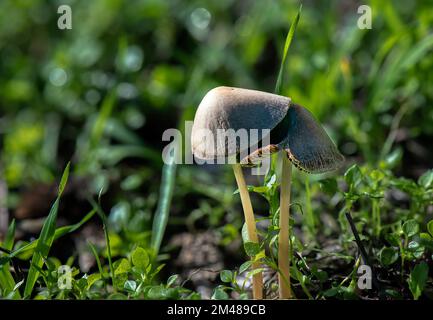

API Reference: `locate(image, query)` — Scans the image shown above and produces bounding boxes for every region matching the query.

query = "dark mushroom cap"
[191,86,344,173]
[280,104,345,173]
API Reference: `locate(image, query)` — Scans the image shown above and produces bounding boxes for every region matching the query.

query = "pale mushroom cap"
[191,86,291,160]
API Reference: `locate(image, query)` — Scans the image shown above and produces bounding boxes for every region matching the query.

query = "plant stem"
[278,154,292,299]
[232,163,263,300]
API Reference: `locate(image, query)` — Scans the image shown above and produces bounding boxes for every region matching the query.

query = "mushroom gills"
[240,104,344,173]
[240,144,280,167]
[282,104,345,173]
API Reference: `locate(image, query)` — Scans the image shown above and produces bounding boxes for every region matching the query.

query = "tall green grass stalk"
[0,219,20,298]
[150,66,203,257]
[151,154,177,255]
[89,193,115,291]
[23,162,70,298]
[275,5,301,300]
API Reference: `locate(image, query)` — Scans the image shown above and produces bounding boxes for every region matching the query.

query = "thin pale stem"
[278,154,292,299]
[232,163,263,300]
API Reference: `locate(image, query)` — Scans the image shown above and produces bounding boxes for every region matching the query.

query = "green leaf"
[246,268,265,279]
[9,209,96,259]
[418,170,433,189]
[211,287,229,300]
[251,186,269,194]
[407,241,425,259]
[0,220,19,298]
[319,178,338,195]
[86,273,102,289]
[274,4,302,94]
[427,220,433,237]
[241,223,250,243]
[4,219,16,251]
[244,241,260,257]
[131,247,150,270]
[24,163,70,298]
[114,258,130,275]
[58,162,70,196]
[344,164,363,189]
[408,262,429,300]
[239,261,252,274]
[167,274,178,287]
[220,270,233,283]
[323,287,339,297]
[379,247,398,266]
[146,285,180,300]
[108,293,128,300]
[384,233,400,247]
[124,280,137,292]
[402,219,419,237]
[383,148,402,169]
[369,169,385,182]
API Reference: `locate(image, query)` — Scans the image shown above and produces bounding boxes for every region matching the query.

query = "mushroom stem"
[278,154,293,299]
[232,163,263,300]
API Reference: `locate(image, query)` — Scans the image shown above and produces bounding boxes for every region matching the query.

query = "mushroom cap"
[280,104,345,173]
[191,86,291,160]
[191,86,344,173]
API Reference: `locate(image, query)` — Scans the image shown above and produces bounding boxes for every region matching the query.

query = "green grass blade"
[87,241,106,291]
[89,197,115,290]
[274,5,302,95]
[266,5,301,182]
[150,154,177,255]
[9,209,96,259]
[23,162,70,298]
[90,92,116,149]
[0,219,19,298]
[148,66,200,257]
[4,219,16,251]
[88,241,104,278]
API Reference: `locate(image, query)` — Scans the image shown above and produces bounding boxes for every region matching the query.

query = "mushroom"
[274,103,344,299]
[191,86,344,299]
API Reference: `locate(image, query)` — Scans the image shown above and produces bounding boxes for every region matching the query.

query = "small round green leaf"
[379,247,398,266]
[220,270,233,283]
[131,247,150,269]
[418,170,433,189]
[211,287,229,300]
[427,220,433,237]
[403,219,419,237]
[244,241,260,257]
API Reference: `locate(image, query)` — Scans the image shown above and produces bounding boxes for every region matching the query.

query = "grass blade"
[23,162,70,298]
[88,196,115,291]
[274,4,302,95]
[0,219,20,298]
[8,209,96,259]
[274,5,302,300]
[150,154,177,255]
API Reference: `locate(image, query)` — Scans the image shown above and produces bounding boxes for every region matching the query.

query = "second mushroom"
[191,86,344,299]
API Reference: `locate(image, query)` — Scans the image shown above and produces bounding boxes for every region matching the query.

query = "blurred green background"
[0,0,432,298]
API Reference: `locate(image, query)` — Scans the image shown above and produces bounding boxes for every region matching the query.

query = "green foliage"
[408,262,429,300]
[0,0,432,301]
[24,162,70,298]
[275,4,302,95]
